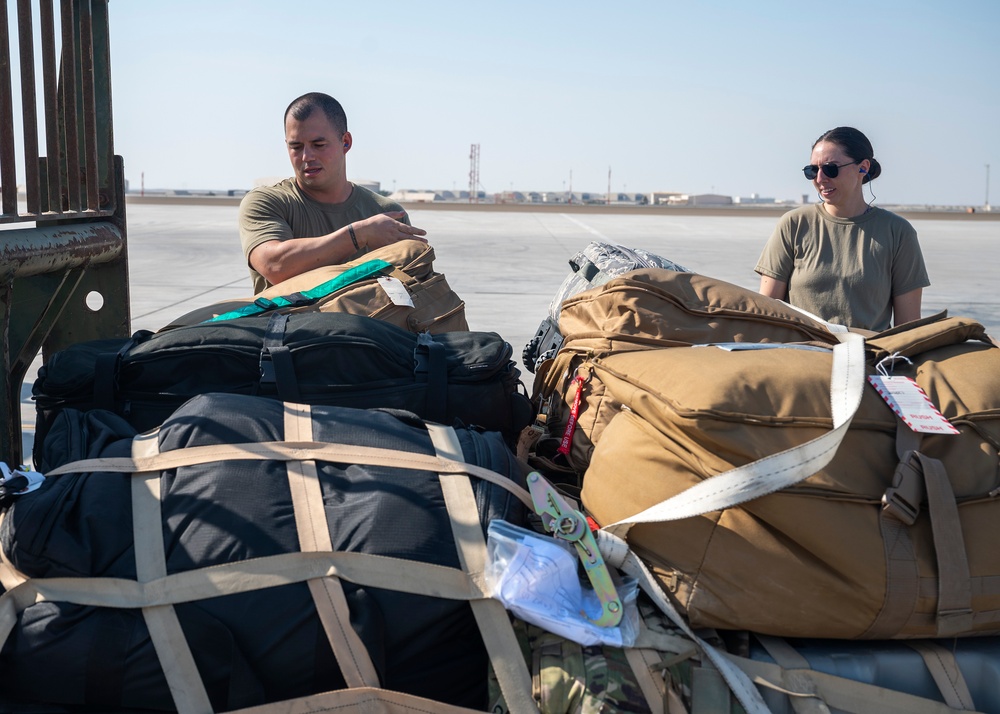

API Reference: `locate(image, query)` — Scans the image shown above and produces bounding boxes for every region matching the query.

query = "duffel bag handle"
[867,314,990,361]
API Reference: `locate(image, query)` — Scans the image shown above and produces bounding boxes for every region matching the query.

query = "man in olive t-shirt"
[239,92,427,294]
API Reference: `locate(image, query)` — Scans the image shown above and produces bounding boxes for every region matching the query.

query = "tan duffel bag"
[583,315,1000,639]
[532,268,848,475]
[162,240,468,334]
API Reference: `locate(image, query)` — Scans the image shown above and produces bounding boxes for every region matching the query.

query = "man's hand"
[354,211,428,250]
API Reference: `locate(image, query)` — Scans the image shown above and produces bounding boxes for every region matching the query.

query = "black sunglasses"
[802,160,859,180]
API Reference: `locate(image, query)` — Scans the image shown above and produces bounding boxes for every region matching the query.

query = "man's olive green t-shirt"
[755,204,929,331]
[239,178,409,293]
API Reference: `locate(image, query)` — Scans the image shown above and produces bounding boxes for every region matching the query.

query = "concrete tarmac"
[18,200,1000,460]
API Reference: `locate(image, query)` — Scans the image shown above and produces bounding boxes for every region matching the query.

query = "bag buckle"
[527,472,623,627]
[881,451,926,525]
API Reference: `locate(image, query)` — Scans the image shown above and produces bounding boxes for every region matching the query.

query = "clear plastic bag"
[485,519,640,647]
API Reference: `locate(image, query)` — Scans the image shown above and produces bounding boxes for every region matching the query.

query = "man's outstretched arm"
[250,211,427,286]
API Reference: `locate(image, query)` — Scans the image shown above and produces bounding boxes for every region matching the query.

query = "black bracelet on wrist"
[348,223,360,251]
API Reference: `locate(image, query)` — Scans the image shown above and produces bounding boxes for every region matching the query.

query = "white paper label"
[377,276,414,307]
[868,375,959,435]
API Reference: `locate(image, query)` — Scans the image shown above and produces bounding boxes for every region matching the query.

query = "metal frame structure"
[0,0,127,466]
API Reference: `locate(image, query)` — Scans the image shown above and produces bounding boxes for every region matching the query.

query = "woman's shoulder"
[869,207,917,235]
[775,203,823,228]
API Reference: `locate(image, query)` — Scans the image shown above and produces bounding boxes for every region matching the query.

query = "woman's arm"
[758,275,788,300]
[892,288,923,327]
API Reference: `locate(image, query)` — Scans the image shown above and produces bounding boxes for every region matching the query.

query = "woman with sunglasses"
[755,126,929,331]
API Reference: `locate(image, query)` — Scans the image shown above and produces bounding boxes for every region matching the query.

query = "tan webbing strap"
[866,421,924,639]
[45,442,534,511]
[754,636,832,714]
[130,438,215,714]
[0,593,16,651]
[623,649,666,714]
[625,616,701,714]
[623,619,668,714]
[917,452,973,637]
[730,653,982,714]
[0,550,481,614]
[226,685,485,714]
[388,266,418,288]
[282,402,380,690]
[602,537,772,714]
[906,641,977,711]
[0,510,27,591]
[870,418,973,638]
[425,424,539,714]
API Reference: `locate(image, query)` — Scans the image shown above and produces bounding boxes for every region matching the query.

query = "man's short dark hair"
[284,92,348,136]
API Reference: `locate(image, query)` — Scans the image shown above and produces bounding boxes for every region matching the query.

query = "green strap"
[207,259,393,322]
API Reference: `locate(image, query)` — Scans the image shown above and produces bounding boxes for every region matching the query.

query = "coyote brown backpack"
[162,239,468,334]
[533,268,846,475]
[583,315,1000,639]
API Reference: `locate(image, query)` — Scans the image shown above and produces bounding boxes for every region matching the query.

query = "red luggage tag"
[868,353,959,435]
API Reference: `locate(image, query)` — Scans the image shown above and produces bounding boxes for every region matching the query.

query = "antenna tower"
[469,144,480,203]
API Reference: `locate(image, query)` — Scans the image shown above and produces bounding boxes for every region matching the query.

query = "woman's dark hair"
[813,126,881,183]
[284,92,348,136]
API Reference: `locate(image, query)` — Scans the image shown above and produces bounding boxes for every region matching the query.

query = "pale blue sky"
[16,1,1000,205]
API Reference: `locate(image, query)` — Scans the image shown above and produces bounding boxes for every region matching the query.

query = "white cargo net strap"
[599,328,866,714]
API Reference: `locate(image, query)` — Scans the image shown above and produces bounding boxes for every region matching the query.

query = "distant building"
[734,193,776,205]
[666,193,732,206]
[390,190,440,203]
[495,191,526,204]
[649,191,683,205]
[610,192,645,205]
[354,179,381,193]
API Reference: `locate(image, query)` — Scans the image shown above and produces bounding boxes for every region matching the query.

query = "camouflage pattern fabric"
[488,618,652,713]
[486,601,749,714]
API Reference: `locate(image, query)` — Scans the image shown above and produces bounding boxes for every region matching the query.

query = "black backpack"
[32,311,533,470]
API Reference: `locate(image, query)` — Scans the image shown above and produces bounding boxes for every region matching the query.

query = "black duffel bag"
[32,311,533,470]
[1,392,530,712]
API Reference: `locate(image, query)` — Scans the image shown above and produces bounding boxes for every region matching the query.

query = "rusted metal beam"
[0,1,125,467]
[0,221,123,280]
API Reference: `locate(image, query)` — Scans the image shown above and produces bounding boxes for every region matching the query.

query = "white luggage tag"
[868,353,959,435]
[376,276,414,307]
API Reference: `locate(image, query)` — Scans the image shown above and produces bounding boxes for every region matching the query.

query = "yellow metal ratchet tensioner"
[527,472,623,628]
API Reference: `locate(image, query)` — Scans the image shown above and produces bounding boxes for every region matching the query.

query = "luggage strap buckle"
[527,472,623,627]
[882,451,926,526]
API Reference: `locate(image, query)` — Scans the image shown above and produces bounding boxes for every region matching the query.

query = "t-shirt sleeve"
[238,189,293,261]
[890,220,930,296]
[754,215,795,281]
